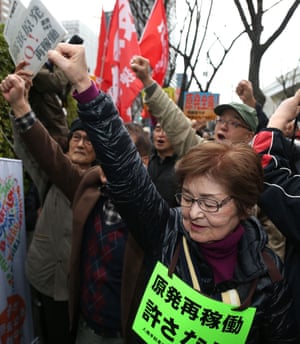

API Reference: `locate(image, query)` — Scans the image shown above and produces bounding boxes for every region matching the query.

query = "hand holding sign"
[4,0,67,76]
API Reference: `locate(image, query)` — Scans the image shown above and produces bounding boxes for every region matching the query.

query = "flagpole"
[99,9,108,87]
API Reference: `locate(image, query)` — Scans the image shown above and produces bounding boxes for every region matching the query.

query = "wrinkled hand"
[268,89,300,131]
[15,60,33,99]
[236,80,256,108]
[0,73,31,117]
[48,43,91,93]
[130,56,154,88]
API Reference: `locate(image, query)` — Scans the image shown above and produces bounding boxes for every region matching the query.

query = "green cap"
[214,102,258,132]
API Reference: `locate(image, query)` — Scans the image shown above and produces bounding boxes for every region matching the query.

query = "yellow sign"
[141,87,176,108]
[162,87,175,102]
[183,92,219,121]
[133,261,256,344]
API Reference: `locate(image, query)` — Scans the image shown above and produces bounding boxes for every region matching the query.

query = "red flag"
[139,0,169,86]
[101,0,143,122]
[94,7,108,89]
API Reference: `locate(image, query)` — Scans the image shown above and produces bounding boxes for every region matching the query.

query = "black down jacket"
[78,91,296,343]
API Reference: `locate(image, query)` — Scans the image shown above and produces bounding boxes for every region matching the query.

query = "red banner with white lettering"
[101,0,143,122]
[139,0,169,86]
[94,7,108,90]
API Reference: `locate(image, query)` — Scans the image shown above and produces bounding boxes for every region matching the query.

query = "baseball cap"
[214,102,258,132]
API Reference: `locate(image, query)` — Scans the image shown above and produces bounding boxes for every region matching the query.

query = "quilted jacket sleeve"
[77,92,170,252]
[252,128,300,245]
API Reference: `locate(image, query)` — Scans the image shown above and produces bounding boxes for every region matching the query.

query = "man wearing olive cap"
[213,102,258,144]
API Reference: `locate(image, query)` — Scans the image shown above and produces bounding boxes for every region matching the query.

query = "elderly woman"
[1,44,296,344]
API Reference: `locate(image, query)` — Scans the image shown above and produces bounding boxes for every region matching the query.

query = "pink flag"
[94,7,108,89]
[139,0,169,86]
[102,0,143,122]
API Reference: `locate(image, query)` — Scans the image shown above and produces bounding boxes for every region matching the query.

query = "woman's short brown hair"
[175,141,263,217]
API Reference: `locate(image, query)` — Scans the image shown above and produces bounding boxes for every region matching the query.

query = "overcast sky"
[20,0,300,105]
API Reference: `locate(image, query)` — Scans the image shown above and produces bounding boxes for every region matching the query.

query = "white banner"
[0,158,34,343]
[4,0,67,76]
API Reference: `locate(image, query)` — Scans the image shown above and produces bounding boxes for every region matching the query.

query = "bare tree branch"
[130,0,299,112]
[205,30,245,90]
[233,0,300,105]
[262,1,300,52]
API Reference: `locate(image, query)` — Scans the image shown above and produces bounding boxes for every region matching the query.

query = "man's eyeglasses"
[215,118,251,131]
[175,193,232,213]
[71,133,92,146]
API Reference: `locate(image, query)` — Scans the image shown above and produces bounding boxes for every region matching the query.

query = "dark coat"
[148,149,179,207]
[29,65,71,150]
[78,91,297,343]
[253,128,300,332]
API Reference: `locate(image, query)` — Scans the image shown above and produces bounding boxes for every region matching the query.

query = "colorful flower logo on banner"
[0,176,23,288]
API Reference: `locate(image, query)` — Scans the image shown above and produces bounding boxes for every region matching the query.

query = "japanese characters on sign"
[133,262,256,344]
[4,0,67,76]
[183,92,220,121]
[101,0,143,123]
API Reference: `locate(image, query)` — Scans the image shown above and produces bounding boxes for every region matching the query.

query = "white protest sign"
[4,0,67,75]
[4,0,26,42]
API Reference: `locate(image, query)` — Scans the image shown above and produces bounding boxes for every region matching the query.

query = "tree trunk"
[248,46,266,106]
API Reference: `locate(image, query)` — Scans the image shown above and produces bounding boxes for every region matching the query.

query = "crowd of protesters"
[1,42,300,343]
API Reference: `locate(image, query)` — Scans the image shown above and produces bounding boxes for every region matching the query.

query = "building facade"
[62,20,98,74]
[264,67,300,104]
[262,67,300,116]
[0,0,11,23]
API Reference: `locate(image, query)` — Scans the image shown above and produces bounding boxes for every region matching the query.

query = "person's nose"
[218,120,229,130]
[158,129,167,137]
[76,138,85,147]
[189,200,205,218]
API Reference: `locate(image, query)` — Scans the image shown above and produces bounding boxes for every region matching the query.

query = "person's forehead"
[218,109,243,121]
[72,129,88,135]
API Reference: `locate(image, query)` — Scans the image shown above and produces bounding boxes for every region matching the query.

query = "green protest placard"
[133,261,256,344]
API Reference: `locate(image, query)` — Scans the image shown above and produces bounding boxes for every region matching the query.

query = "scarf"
[198,224,244,284]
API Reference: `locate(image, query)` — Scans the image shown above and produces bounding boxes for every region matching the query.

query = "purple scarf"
[198,224,244,284]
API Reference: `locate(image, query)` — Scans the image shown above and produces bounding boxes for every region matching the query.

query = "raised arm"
[0,64,81,202]
[252,90,300,242]
[10,63,49,201]
[46,44,169,248]
[11,115,49,203]
[131,56,203,157]
[31,65,70,94]
[236,79,269,131]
